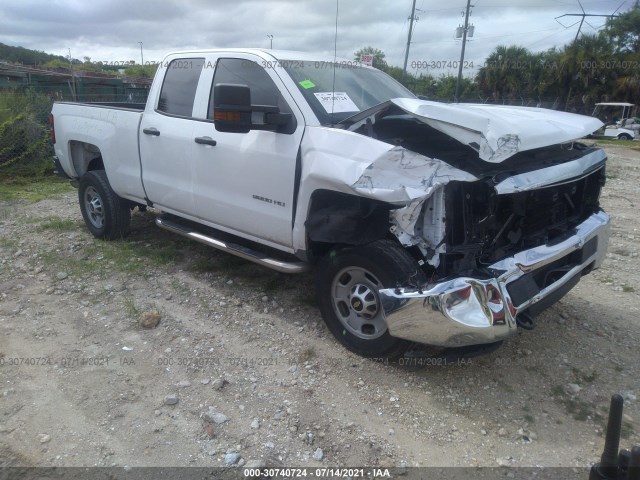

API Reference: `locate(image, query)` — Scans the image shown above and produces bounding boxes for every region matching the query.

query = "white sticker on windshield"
[313,92,359,114]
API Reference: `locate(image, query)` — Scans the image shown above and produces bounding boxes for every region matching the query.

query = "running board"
[155,217,310,274]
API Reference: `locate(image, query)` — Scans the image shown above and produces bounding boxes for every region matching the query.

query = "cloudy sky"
[0,0,629,76]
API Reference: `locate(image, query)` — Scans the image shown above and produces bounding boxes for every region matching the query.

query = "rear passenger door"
[139,57,205,215]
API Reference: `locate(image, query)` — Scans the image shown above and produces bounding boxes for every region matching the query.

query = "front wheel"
[78,170,131,239]
[315,240,426,358]
[618,133,632,140]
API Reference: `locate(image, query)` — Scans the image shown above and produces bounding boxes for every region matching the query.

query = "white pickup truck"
[51,48,610,358]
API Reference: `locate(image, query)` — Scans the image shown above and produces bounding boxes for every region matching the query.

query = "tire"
[315,239,426,358]
[78,170,131,239]
[618,133,632,140]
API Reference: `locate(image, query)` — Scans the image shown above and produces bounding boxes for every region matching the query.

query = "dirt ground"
[0,144,639,471]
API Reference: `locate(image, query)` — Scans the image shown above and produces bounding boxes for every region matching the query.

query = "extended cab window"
[157,58,205,117]
[208,58,293,124]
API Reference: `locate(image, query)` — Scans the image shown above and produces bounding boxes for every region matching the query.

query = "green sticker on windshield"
[299,79,316,89]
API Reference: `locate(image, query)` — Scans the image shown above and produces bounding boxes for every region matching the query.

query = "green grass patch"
[0,175,73,202]
[622,285,635,293]
[0,236,19,251]
[36,236,183,279]
[34,217,80,232]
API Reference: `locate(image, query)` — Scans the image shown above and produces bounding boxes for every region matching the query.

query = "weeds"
[123,296,140,318]
[34,217,80,232]
[0,176,73,202]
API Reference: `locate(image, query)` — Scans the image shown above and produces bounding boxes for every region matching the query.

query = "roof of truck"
[161,48,363,65]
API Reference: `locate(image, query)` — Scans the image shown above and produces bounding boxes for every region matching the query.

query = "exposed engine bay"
[347,109,606,279]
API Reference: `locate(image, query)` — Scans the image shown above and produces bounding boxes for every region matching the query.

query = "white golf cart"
[592,102,638,140]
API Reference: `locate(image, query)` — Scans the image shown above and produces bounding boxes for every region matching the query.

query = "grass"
[584,139,638,147]
[188,256,220,273]
[0,175,74,202]
[34,217,81,232]
[35,234,183,279]
[123,296,140,318]
[551,383,604,423]
[621,421,634,440]
[571,367,598,384]
[622,285,635,293]
[0,236,19,250]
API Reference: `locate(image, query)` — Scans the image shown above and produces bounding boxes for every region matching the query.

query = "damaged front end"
[341,101,610,348]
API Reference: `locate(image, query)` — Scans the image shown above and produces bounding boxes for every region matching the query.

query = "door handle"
[194,136,217,146]
[143,128,160,136]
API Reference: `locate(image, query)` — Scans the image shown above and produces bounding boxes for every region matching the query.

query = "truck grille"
[441,165,606,275]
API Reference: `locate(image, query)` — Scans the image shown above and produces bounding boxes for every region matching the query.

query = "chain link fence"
[0,80,150,177]
[0,90,54,176]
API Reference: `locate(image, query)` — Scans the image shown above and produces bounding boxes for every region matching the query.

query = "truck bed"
[54,101,146,111]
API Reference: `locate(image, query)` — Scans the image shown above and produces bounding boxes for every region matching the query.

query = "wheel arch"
[69,140,105,177]
[304,189,396,260]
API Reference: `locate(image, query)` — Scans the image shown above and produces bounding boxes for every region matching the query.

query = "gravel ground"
[0,144,638,471]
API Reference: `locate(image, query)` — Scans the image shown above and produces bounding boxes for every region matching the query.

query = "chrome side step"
[155,217,310,274]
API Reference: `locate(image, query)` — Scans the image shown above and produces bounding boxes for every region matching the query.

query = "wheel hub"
[349,283,378,318]
[84,186,105,228]
[331,267,387,340]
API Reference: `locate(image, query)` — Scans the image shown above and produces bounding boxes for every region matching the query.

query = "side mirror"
[213,83,252,133]
[213,83,293,133]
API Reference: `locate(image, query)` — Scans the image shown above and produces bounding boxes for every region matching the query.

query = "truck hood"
[347,99,604,163]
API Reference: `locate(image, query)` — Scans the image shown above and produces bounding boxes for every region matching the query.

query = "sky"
[0,0,630,77]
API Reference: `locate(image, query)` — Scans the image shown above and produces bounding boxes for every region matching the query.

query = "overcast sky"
[0,0,629,77]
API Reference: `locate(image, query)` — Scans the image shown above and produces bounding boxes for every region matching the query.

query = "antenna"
[331,0,339,125]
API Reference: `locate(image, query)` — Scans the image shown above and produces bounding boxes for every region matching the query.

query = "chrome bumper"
[379,211,610,348]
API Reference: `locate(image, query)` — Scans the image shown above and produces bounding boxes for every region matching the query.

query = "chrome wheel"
[84,186,105,229]
[331,266,387,340]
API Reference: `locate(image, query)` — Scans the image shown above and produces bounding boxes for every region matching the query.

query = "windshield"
[282,61,415,125]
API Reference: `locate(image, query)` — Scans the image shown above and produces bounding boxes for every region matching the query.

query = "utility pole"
[555,2,621,110]
[455,0,472,103]
[68,48,77,102]
[267,35,274,49]
[139,41,144,65]
[555,1,621,43]
[402,0,418,79]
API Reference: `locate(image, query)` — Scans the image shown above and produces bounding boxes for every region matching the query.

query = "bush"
[0,91,54,177]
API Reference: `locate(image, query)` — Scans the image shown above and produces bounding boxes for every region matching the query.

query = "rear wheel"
[618,133,632,140]
[78,170,131,239]
[316,239,426,358]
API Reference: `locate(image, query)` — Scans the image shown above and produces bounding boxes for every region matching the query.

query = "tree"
[604,1,640,54]
[477,45,540,102]
[353,46,387,69]
[124,64,159,78]
[603,2,640,104]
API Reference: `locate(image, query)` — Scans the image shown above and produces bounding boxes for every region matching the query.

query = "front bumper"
[379,211,610,348]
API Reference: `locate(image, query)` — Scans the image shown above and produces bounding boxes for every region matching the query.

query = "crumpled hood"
[389,98,603,162]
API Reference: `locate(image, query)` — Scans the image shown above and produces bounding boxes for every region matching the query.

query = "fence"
[0,64,151,175]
